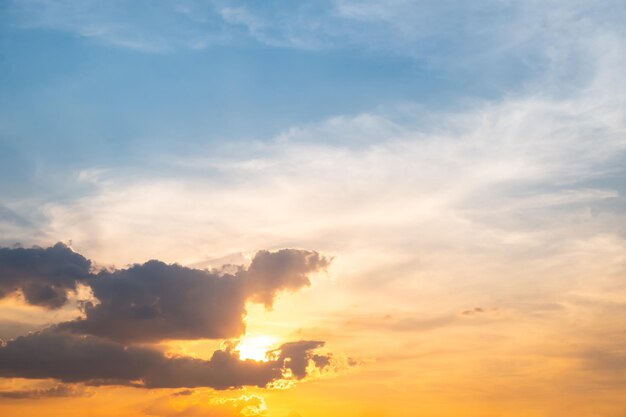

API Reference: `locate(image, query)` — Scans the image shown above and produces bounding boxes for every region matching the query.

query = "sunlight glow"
[236,335,279,362]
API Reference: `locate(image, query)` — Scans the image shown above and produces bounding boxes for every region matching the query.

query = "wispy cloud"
[9,0,625,71]
[37,51,626,268]
[0,384,90,399]
[8,0,229,52]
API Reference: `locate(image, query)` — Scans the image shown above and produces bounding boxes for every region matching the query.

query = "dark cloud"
[269,340,329,378]
[0,384,89,399]
[459,307,499,317]
[61,249,328,343]
[242,250,330,307]
[0,244,335,390]
[0,244,328,342]
[0,329,331,389]
[172,389,194,396]
[0,243,91,308]
[461,307,484,315]
[61,260,250,343]
[0,320,47,340]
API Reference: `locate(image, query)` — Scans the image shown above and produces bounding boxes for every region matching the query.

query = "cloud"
[0,244,336,390]
[460,307,499,317]
[0,243,91,309]
[243,249,330,308]
[8,0,229,52]
[0,329,331,389]
[339,309,500,334]
[21,43,625,345]
[0,384,90,399]
[0,244,327,342]
[10,0,625,82]
[146,393,268,417]
[62,249,327,343]
[269,340,328,378]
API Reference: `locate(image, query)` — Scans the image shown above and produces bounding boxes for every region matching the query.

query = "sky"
[1,1,626,416]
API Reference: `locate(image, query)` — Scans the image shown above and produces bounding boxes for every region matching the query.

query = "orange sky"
[2,232,626,417]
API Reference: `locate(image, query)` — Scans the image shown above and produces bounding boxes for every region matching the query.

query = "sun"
[236,335,279,362]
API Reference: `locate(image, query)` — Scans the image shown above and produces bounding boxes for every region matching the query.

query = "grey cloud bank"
[0,243,91,309]
[0,243,328,342]
[0,329,331,389]
[0,243,334,389]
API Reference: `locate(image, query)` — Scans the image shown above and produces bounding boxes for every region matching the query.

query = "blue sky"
[0,0,576,198]
[0,0,625,254]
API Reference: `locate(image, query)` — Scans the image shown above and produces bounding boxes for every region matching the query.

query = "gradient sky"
[1,1,626,417]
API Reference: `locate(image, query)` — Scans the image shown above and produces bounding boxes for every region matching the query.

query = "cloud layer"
[0,329,330,389]
[0,244,328,342]
[0,244,333,389]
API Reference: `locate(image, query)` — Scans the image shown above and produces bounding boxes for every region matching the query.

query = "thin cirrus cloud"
[8,0,229,52]
[11,0,625,65]
[0,243,335,389]
[38,61,626,270]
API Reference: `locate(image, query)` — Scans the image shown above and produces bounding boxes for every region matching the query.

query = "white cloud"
[30,45,625,316]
